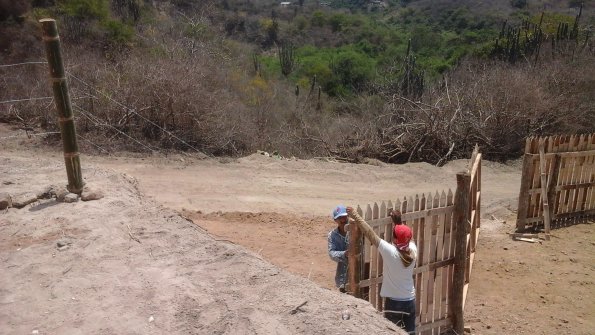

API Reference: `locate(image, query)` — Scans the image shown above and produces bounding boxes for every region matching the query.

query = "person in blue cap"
[328,204,349,292]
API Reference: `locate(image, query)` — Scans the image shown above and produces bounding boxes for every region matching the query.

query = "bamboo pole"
[452,172,470,335]
[348,216,362,298]
[40,18,84,194]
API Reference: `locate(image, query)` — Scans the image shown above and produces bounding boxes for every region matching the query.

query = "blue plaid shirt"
[328,226,349,288]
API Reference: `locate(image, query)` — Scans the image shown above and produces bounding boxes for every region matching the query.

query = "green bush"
[59,0,109,20]
[103,19,134,44]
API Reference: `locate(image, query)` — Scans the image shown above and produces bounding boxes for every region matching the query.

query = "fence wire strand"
[66,72,203,153]
[0,97,54,104]
[0,61,48,68]
[76,133,110,154]
[73,104,158,153]
[0,131,60,140]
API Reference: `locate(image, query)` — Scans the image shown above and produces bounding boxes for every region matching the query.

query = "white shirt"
[377,239,417,300]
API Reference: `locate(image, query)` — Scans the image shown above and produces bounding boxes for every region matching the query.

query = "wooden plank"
[567,155,579,214]
[574,156,588,212]
[433,198,446,324]
[413,257,456,275]
[522,209,595,223]
[530,156,541,219]
[358,276,383,288]
[357,258,459,284]
[421,193,436,327]
[539,140,552,239]
[401,196,408,214]
[516,153,534,231]
[476,154,482,228]
[588,153,595,210]
[547,154,561,217]
[417,317,452,332]
[394,199,401,215]
[368,203,378,308]
[426,193,439,324]
[525,181,595,195]
[369,205,456,225]
[415,193,426,325]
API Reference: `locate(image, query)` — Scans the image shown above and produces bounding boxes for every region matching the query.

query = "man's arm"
[347,207,380,247]
[328,233,347,262]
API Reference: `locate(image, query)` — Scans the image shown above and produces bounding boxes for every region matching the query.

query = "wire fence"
[1,60,206,155]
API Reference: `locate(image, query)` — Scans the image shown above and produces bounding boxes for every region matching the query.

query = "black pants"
[384,298,416,334]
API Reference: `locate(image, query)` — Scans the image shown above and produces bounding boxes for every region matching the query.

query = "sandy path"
[89,153,522,219]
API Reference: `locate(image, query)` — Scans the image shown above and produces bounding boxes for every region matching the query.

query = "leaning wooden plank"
[417,317,452,332]
[574,156,588,212]
[514,237,542,243]
[547,154,561,217]
[530,156,542,220]
[567,155,579,215]
[507,233,539,238]
[358,276,384,288]
[516,153,534,231]
[413,257,456,275]
[539,140,552,240]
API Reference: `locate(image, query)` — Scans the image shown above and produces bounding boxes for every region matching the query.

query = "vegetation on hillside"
[0,0,593,164]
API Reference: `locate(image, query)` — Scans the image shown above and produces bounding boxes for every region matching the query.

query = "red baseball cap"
[393,224,412,251]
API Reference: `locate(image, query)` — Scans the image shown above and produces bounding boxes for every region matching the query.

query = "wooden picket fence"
[516,134,595,233]
[348,148,482,334]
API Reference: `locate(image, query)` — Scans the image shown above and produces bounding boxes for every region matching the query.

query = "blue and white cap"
[332,205,348,220]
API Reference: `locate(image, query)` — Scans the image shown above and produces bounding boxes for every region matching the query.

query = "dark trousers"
[384,298,416,334]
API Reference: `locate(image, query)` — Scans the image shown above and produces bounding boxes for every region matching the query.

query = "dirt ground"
[1,123,594,334]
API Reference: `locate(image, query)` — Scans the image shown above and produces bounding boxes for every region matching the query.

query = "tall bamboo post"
[452,172,470,334]
[348,219,362,298]
[40,18,84,194]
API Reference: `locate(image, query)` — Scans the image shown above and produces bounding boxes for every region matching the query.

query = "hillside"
[2,1,593,168]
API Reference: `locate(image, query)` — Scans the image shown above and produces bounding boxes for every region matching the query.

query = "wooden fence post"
[348,222,362,298]
[40,18,84,194]
[452,172,470,334]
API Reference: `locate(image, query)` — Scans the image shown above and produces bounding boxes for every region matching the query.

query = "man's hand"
[346,205,380,247]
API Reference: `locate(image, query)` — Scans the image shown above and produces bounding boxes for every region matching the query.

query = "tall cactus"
[278,41,298,77]
[399,39,424,98]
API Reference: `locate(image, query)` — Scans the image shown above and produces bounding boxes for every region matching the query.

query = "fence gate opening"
[348,148,481,335]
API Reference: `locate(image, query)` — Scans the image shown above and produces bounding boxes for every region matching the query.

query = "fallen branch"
[289,301,308,315]
[127,224,141,243]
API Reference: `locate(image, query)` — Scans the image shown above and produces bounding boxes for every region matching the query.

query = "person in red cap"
[346,206,417,334]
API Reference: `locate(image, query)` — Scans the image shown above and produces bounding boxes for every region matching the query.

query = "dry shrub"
[331,54,595,164]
